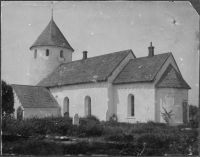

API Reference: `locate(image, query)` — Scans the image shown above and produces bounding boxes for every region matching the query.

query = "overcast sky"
[1,1,199,106]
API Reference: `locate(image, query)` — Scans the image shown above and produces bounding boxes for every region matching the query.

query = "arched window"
[34,50,37,59]
[128,94,135,117]
[46,49,49,56]
[63,97,69,116]
[84,96,91,116]
[60,50,64,57]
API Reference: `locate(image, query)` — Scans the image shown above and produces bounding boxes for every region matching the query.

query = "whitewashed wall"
[49,51,135,121]
[29,46,73,85]
[23,108,61,118]
[13,91,22,119]
[113,83,155,123]
[155,88,189,124]
[50,82,110,121]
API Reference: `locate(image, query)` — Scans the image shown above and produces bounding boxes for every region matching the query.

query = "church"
[12,12,191,124]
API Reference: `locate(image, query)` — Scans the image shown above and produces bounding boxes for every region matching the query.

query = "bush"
[135,127,198,156]
[63,141,91,155]
[78,122,104,137]
[2,116,73,136]
[75,115,104,137]
[105,133,134,143]
[3,138,64,155]
[2,116,198,156]
[79,115,100,125]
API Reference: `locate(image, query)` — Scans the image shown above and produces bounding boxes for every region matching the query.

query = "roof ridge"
[12,84,46,87]
[105,50,132,80]
[50,19,53,40]
[136,52,171,59]
[151,52,171,81]
[60,49,132,66]
[113,59,132,83]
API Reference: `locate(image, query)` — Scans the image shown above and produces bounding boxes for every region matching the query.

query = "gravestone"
[73,114,79,125]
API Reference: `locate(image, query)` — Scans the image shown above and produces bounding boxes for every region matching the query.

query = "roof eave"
[155,86,191,89]
[30,45,74,52]
[22,106,60,108]
[113,80,154,85]
[43,79,107,89]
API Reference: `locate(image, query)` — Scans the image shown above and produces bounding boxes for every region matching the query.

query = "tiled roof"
[30,19,74,51]
[155,64,191,89]
[37,50,132,87]
[113,52,171,84]
[12,85,60,108]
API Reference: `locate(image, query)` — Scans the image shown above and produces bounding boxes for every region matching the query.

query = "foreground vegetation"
[2,115,198,156]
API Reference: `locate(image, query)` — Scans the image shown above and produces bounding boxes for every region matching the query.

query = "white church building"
[12,14,191,124]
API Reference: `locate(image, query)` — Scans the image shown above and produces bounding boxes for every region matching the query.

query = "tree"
[2,80,14,115]
[189,104,198,121]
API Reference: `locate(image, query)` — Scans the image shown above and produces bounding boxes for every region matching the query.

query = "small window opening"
[46,49,49,56]
[131,96,134,116]
[128,94,135,117]
[34,50,37,59]
[60,50,64,57]
[64,97,70,116]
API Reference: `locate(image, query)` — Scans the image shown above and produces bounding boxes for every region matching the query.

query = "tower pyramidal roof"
[30,17,74,51]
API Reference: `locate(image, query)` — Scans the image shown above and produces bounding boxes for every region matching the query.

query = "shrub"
[78,121,104,137]
[79,115,100,125]
[63,141,91,155]
[105,133,134,143]
[2,116,73,136]
[85,115,100,123]
[76,115,104,137]
[3,138,64,155]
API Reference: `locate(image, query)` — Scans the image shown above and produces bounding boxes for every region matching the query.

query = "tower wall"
[29,46,72,85]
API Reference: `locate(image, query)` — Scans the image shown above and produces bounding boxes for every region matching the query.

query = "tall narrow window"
[131,96,134,116]
[128,94,135,117]
[60,50,64,57]
[63,97,69,116]
[85,96,91,116]
[34,50,37,59]
[46,49,49,56]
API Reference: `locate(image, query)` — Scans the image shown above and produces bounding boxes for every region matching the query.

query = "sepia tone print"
[2,1,199,156]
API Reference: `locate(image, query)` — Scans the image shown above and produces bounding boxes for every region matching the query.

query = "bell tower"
[29,6,74,85]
